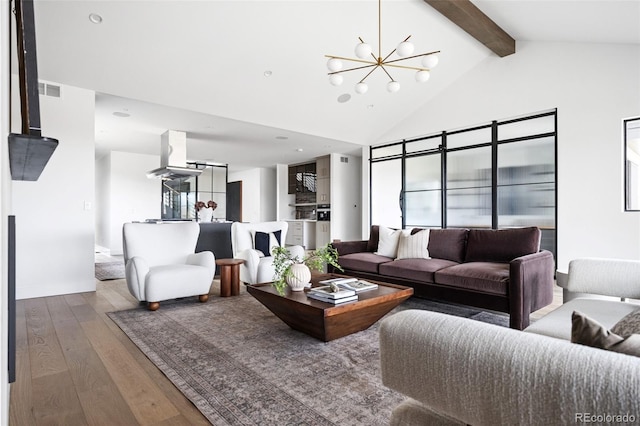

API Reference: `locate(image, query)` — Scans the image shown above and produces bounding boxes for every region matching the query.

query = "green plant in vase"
[272,243,343,295]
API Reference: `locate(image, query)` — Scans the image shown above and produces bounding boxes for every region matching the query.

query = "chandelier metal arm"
[379,65,395,82]
[325,54,377,67]
[328,63,378,76]
[384,50,442,65]
[383,63,428,72]
[359,65,380,84]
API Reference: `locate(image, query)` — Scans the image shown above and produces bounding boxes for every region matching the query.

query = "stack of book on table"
[319,277,378,292]
[307,278,378,304]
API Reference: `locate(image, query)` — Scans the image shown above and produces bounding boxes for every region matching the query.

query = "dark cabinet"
[288,163,316,194]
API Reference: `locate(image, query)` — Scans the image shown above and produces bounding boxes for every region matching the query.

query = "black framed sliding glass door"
[369,109,557,260]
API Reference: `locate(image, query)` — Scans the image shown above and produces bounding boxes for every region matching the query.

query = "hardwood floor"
[10,276,212,426]
[9,270,563,426]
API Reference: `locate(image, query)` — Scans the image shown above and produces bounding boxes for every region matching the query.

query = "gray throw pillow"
[611,308,640,337]
[571,311,640,358]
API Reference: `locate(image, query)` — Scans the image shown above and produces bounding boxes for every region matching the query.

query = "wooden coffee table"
[246,274,413,342]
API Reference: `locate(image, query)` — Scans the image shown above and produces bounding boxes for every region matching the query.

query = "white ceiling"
[28,0,640,171]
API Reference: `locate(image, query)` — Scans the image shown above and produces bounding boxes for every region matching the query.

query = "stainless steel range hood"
[147,130,202,180]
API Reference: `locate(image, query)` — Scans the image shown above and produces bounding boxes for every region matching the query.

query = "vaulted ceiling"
[27,0,640,170]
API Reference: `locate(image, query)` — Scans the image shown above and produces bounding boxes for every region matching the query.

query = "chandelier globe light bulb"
[415,70,430,82]
[355,42,373,59]
[355,82,369,94]
[421,54,439,69]
[327,58,343,72]
[396,41,414,57]
[329,74,344,86]
[387,81,400,93]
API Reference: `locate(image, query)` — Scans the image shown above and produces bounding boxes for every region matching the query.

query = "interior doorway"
[227,181,242,222]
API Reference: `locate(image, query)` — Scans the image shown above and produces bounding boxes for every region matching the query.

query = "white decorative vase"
[286,263,311,291]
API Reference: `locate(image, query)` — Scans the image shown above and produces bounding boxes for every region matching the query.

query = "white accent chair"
[123,222,215,310]
[230,221,305,285]
[524,257,640,339]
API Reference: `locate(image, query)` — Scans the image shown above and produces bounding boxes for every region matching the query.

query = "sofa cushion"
[379,258,459,283]
[465,227,540,263]
[338,252,393,274]
[375,226,403,258]
[434,262,509,295]
[571,310,624,348]
[611,309,640,337]
[572,311,640,358]
[396,229,430,260]
[426,228,468,263]
[254,230,281,256]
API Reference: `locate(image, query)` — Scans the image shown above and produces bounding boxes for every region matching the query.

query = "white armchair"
[524,257,640,339]
[122,222,215,310]
[231,221,305,285]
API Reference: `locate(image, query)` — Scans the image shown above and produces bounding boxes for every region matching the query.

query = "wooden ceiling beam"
[424,0,516,57]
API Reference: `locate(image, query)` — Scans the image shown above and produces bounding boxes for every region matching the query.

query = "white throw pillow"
[375,226,403,258]
[396,229,430,260]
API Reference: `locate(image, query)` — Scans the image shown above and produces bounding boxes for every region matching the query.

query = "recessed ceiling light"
[89,13,103,24]
[264,70,273,77]
[112,111,130,118]
[275,136,288,140]
[296,148,303,152]
[337,93,351,103]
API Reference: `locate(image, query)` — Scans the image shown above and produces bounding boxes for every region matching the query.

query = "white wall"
[95,153,110,252]
[380,41,640,270]
[260,167,276,221]
[1,2,11,419]
[360,147,371,238]
[229,167,277,223]
[330,153,362,242]
[275,163,295,220]
[96,151,160,255]
[11,81,96,299]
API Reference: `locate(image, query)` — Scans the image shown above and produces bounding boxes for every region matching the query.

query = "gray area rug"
[95,262,125,281]
[108,294,508,425]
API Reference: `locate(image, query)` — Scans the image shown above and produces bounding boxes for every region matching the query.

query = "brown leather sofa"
[330,226,555,329]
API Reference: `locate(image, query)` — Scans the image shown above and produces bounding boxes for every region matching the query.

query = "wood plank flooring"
[9,272,563,426]
[10,277,212,426]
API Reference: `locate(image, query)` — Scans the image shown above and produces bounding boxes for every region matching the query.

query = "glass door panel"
[405,155,441,228]
[371,159,402,228]
[446,147,491,228]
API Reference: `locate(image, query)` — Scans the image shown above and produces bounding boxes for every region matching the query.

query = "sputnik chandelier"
[325,0,440,94]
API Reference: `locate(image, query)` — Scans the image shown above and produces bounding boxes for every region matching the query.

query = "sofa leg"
[510,314,528,330]
[199,294,209,303]
[148,302,160,311]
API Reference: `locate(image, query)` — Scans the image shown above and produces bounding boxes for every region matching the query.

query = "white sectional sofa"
[379,258,640,425]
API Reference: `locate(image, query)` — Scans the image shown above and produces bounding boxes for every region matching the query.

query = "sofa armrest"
[508,249,555,329]
[380,310,640,426]
[331,240,369,256]
[235,249,262,284]
[125,256,149,301]
[187,251,216,281]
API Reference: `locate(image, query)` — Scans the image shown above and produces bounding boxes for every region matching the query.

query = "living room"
[1,0,639,424]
